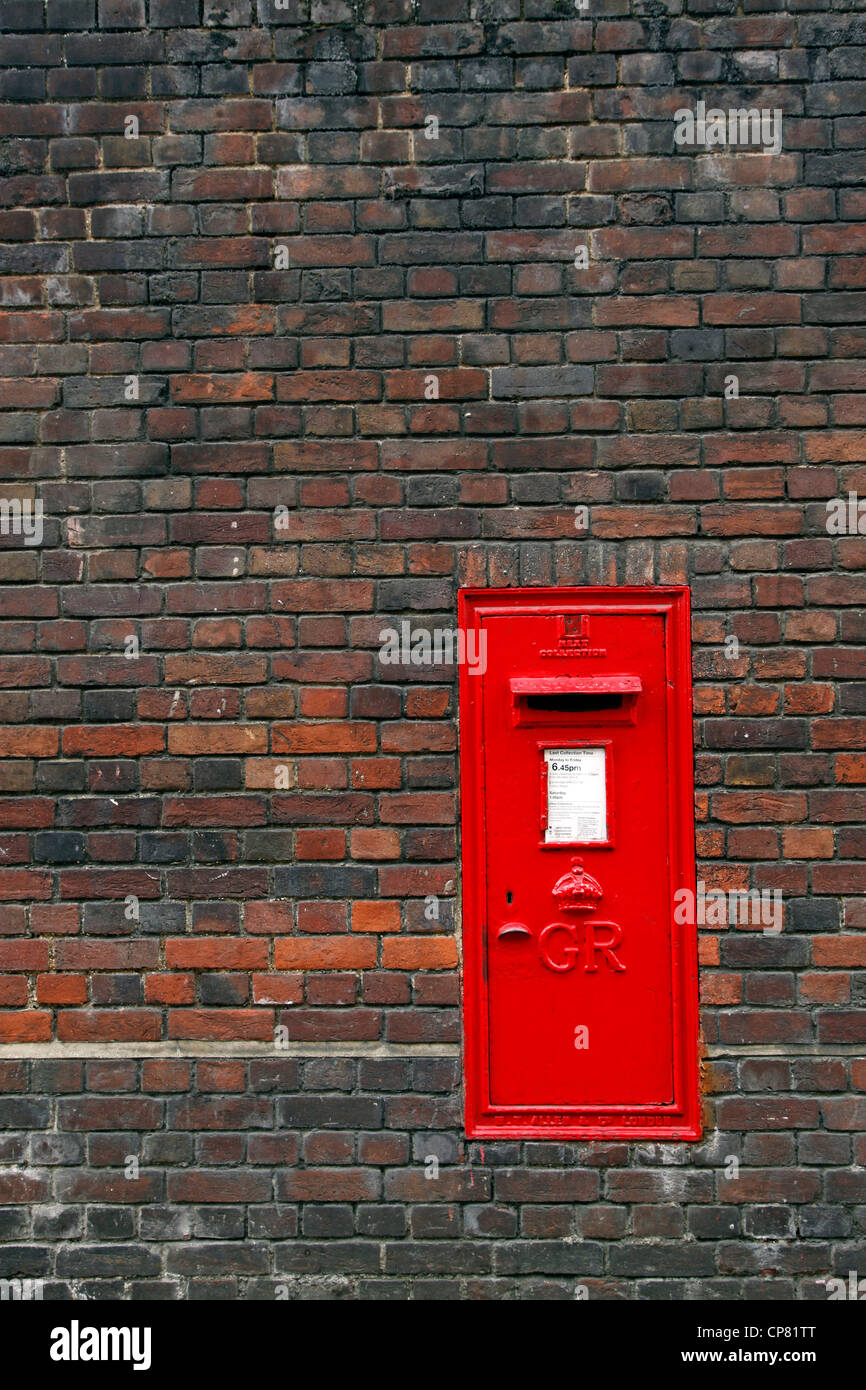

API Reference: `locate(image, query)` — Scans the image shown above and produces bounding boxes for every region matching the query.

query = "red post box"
[458,586,701,1140]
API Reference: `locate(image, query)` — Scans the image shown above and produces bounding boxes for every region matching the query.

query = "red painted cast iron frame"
[457,585,702,1141]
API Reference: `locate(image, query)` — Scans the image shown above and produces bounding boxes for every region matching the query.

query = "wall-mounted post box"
[458,586,701,1140]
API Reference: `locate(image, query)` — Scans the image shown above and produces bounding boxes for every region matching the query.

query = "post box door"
[459,586,700,1141]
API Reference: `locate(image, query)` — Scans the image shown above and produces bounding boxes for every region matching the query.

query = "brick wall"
[0,0,864,1298]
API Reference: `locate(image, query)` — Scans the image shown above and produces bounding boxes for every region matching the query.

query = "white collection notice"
[544,747,607,844]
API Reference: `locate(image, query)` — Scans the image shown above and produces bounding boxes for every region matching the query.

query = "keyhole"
[506,891,513,905]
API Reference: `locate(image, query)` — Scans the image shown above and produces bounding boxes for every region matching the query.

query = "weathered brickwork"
[0,0,864,1296]
[2,1054,865,1299]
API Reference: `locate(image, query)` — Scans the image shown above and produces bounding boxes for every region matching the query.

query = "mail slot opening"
[510,675,641,727]
[525,692,624,714]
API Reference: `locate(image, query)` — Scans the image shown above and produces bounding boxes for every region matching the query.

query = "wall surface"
[0,0,864,1299]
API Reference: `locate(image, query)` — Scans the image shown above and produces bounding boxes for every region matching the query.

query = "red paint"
[458,586,701,1140]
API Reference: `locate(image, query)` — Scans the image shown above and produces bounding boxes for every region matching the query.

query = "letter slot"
[510,675,641,725]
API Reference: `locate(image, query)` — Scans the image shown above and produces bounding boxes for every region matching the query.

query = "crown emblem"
[552,859,603,913]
